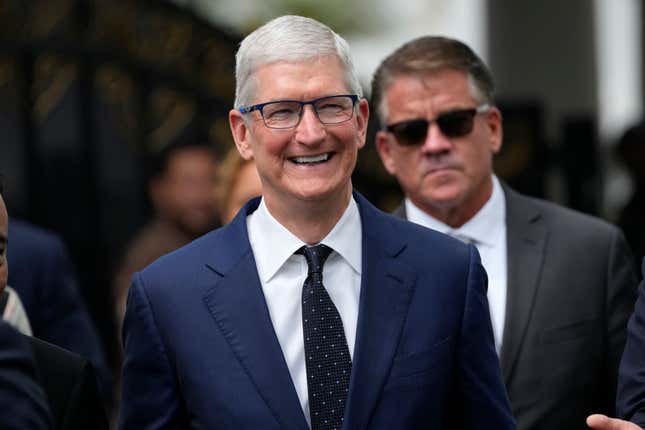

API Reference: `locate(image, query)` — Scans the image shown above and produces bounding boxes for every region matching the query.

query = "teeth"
[292,153,329,164]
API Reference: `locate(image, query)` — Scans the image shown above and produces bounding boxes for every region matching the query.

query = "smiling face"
[229,55,368,217]
[375,69,502,227]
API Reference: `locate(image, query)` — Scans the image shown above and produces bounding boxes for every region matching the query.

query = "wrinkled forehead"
[250,56,351,101]
[378,69,481,120]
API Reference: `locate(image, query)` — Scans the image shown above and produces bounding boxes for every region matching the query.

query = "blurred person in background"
[5,205,111,402]
[615,122,645,274]
[215,146,262,224]
[372,36,637,430]
[0,177,108,429]
[113,134,219,328]
[0,319,52,430]
[0,183,51,429]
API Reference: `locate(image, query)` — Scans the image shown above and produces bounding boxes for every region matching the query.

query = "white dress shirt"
[247,197,362,424]
[405,175,507,354]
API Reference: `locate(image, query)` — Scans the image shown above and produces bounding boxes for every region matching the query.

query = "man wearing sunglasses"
[373,36,637,430]
[120,16,515,429]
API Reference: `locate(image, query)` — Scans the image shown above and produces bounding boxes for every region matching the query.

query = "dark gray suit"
[28,337,108,430]
[394,185,637,430]
[0,320,52,430]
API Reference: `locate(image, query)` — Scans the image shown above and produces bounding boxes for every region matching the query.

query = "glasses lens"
[436,109,477,137]
[314,96,355,124]
[389,119,429,146]
[261,101,301,128]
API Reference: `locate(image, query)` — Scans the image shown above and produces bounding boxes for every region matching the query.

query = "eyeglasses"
[385,104,490,146]
[239,94,359,129]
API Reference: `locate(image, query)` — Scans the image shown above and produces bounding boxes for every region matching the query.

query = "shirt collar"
[405,175,506,247]
[247,196,362,283]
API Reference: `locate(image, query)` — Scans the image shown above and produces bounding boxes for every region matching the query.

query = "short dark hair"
[147,129,216,181]
[371,36,495,127]
[0,174,4,198]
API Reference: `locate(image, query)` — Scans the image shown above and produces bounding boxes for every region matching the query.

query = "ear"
[487,106,503,154]
[229,109,255,160]
[355,98,370,149]
[375,130,398,175]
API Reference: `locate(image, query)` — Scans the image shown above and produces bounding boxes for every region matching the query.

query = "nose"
[421,121,452,154]
[294,105,326,145]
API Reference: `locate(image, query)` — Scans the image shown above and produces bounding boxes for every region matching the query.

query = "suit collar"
[499,185,547,384]
[203,197,259,276]
[247,196,363,283]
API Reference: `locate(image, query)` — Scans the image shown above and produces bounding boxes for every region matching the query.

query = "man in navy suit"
[120,15,515,429]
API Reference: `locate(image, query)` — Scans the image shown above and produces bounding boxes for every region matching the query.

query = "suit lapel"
[343,193,415,430]
[499,187,547,384]
[202,200,308,430]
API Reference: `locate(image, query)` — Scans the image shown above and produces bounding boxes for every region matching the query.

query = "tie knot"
[297,244,333,274]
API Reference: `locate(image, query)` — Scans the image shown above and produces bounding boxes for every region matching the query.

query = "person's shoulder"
[0,319,28,350]
[133,198,259,295]
[506,187,621,236]
[138,221,245,282]
[27,336,87,377]
[386,209,457,242]
[119,219,193,274]
[358,195,471,266]
[8,219,64,253]
[0,322,52,430]
[26,336,108,429]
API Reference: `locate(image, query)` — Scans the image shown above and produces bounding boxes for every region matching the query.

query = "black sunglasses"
[385,104,490,146]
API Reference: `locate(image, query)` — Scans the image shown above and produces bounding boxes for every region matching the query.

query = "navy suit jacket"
[0,320,52,430]
[7,219,111,396]
[120,192,515,429]
[617,258,645,426]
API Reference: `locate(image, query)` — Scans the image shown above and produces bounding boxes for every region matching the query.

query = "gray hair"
[371,36,495,127]
[234,15,363,108]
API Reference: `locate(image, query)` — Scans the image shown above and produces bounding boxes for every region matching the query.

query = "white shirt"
[247,197,362,424]
[405,175,507,354]
[2,286,32,336]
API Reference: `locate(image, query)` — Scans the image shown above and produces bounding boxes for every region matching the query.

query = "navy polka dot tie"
[297,244,352,430]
